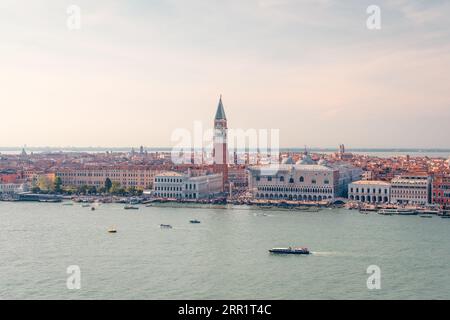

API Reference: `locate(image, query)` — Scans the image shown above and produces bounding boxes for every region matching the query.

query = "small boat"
[62,202,74,206]
[124,206,139,210]
[416,209,440,215]
[397,209,417,216]
[81,204,91,208]
[160,224,172,229]
[108,228,117,233]
[189,219,201,224]
[91,207,96,211]
[441,215,450,219]
[419,215,432,218]
[378,208,395,215]
[269,247,310,255]
[378,208,416,215]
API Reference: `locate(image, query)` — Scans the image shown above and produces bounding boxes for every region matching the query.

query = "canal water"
[0,202,449,299]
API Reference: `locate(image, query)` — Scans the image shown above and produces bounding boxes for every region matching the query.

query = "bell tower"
[213,95,228,190]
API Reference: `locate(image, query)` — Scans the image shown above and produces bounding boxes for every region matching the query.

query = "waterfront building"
[0,183,28,194]
[56,166,162,189]
[432,175,450,205]
[390,174,431,205]
[152,171,223,199]
[348,180,391,203]
[213,95,228,189]
[247,154,361,201]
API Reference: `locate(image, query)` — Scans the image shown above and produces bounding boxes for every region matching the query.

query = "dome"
[296,154,315,165]
[281,156,294,165]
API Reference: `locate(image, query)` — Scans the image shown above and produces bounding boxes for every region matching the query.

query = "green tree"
[110,181,122,195]
[54,176,62,193]
[37,176,53,192]
[105,178,112,192]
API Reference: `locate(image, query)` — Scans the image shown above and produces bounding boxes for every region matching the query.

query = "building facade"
[56,166,161,189]
[432,175,450,205]
[152,171,223,199]
[0,183,28,194]
[390,174,431,205]
[348,180,391,203]
[247,155,355,201]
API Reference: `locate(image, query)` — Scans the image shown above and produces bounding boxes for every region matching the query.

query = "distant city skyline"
[1,0,450,148]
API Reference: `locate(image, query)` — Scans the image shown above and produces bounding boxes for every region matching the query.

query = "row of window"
[256,193,333,201]
[256,176,329,184]
[155,178,183,183]
[392,190,427,195]
[349,195,389,203]
[257,186,333,194]
[153,192,197,199]
[59,173,152,177]
[350,188,388,194]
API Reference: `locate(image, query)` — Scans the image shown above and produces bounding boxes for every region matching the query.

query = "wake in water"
[310,251,345,257]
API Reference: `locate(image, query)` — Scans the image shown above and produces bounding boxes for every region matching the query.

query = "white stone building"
[0,183,28,194]
[247,155,361,201]
[390,174,431,205]
[152,171,223,199]
[348,180,391,203]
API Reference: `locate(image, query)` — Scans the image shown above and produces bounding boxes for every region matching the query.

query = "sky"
[1,0,450,148]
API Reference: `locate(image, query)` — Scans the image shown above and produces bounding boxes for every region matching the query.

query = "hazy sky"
[1,0,450,148]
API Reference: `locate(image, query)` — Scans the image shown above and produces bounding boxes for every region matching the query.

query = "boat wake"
[310,251,343,257]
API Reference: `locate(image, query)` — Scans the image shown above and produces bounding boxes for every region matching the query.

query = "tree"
[105,178,112,192]
[37,176,53,192]
[54,176,62,193]
[110,181,123,195]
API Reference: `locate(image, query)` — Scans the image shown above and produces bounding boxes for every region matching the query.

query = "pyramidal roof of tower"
[215,96,227,120]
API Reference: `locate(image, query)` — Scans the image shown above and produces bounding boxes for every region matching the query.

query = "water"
[0,202,449,299]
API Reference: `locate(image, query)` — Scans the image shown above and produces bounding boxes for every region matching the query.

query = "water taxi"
[189,219,201,224]
[269,247,310,255]
[378,208,416,215]
[124,205,139,210]
[108,228,117,233]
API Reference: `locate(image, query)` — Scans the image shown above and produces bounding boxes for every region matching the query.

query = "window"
[289,178,294,183]
[256,176,260,181]
[324,180,329,184]
[312,179,316,184]
[280,176,284,182]
[299,176,304,182]
[268,177,272,182]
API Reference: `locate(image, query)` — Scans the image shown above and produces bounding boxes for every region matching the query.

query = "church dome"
[281,156,294,165]
[296,154,315,165]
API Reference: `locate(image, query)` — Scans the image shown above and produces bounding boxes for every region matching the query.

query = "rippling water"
[0,202,449,299]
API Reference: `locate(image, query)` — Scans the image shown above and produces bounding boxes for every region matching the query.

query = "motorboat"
[189,219,201,224]
[124,205,139,210]
[269,247,310,255]
[160,224,173,229]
